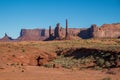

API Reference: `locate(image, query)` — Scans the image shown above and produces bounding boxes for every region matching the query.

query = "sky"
[0,0,120,38]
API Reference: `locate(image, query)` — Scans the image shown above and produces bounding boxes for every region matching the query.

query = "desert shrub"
[102,77,111,80]
[43,64,53,68]
[51,55,78,69]
[80,56,93,64]
[22,49,25,52]
[11,63,16,66]
[21,70,24,72]
[93,51,120,68]
[104,61,111,68]
[12,54,16,57]
[94,66,103,70]
[96,58,105,67]
[44,55,76,69]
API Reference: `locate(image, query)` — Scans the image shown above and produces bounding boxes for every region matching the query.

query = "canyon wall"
[91,23,120,38]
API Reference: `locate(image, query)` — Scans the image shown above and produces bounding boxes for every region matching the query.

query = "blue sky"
[0,0,120,38]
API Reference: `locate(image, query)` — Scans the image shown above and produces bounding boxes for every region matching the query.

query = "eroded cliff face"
[91,23,120,38]
[17,29,49,41]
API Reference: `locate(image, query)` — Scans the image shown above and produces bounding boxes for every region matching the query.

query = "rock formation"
[54,23,61,39]
[91,23,120,38]
[0,33,13,41]
[17,29,48,41]
[49,26,54,38]
[0,19,120,41]
[49,26,52,37]
[53,23,62,39]
[45,26,54,40]
[65,19,68,38]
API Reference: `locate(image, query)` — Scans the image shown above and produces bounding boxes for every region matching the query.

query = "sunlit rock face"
[0,22,120,41]
[91,23,120,38]
[17,29,49,41]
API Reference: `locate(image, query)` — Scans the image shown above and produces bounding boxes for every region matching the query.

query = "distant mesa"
[17,29,48,41]
[0,19,120,41]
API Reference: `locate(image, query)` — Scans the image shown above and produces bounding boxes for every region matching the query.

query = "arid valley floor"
[0,39,120,80]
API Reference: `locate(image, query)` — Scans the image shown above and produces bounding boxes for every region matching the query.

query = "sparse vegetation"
[0,39,119,80]
[93,52,120,68]
[44,46,120,69]
[0,39,120,70]
[44,55,93,69]
[44,64,53,68]
[102,77,111,80]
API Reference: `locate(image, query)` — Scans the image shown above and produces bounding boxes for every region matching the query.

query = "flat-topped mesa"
[0,33,13,41]
[17,29,48,41]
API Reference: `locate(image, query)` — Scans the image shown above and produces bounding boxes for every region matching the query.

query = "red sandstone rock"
[17,29,48,41]
[0,49,57,66]
[0,20,120,41]
[65,19,68,38]
[91,23,120,38]
[0,33,13,41]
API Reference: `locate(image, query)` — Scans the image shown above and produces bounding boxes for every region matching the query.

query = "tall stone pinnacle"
[49,26,52,37]
[55,23,60,38]
[5,33,7,36]
[65,19,68,38]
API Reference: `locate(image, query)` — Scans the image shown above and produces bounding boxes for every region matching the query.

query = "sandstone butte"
[0,19,120,41]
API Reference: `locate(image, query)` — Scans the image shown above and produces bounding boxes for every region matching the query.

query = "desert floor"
[0,39,120,80]
[0,66,120,80]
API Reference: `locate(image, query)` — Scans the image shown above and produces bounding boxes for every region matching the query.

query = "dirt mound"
[0,49,56,67]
